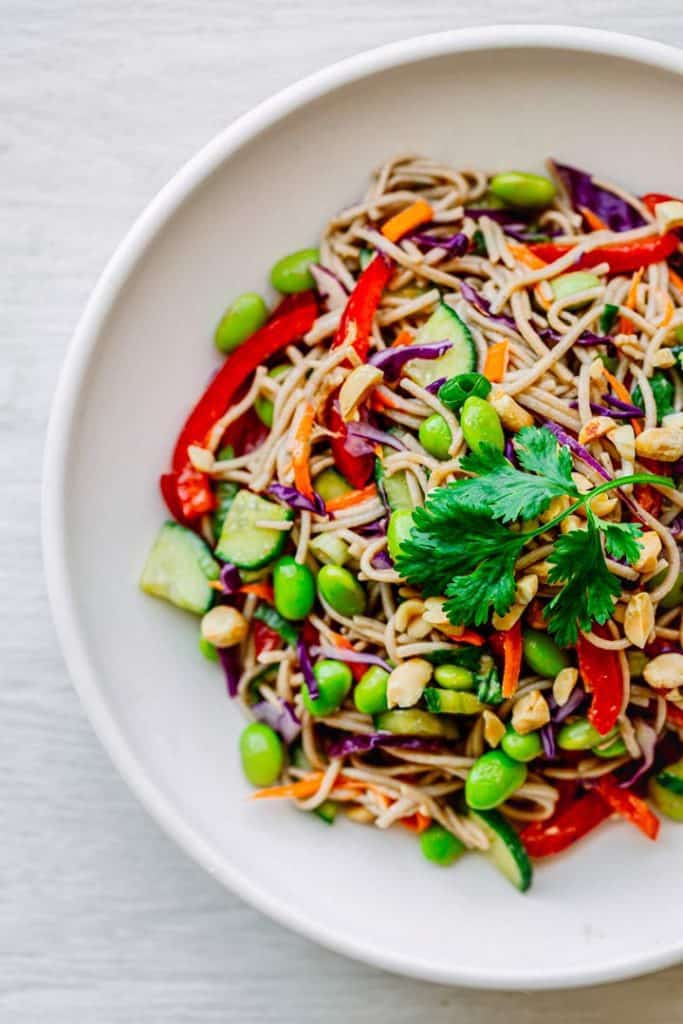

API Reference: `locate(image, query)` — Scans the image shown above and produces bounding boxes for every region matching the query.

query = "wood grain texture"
[3,2,683,1020]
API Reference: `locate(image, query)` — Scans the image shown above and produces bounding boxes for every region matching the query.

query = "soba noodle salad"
[141,156,683,890]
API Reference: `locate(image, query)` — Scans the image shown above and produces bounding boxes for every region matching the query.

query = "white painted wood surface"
[4,3,683,1019]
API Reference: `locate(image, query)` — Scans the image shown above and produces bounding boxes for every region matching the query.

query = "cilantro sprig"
[396,426,671,645]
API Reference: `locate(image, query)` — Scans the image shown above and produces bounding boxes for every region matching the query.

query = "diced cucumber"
[314,800,338,824]
[212,480,239,538]
[310,533,350,566]
[654,758,683,796]
[404,301,476,388]
[140,521,220,614]
[215,490,293,569]
[375,458,412,511]
[649,774,683,822]
[423,688,483,715]
[469,808,533,893]
[252,603,299,646]
[375,709,459,740]
[313,467,352,502]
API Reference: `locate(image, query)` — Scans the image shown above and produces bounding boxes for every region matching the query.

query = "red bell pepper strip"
[167,291,318,519]
[641,192,682,215]
[332,251,393,361]
[490,620,523,698]
[160,472,194,526]
[526,233,679,275]
[666,702,683,731]
[577,626,624,736]
[520,791,611,858]
[327,398,376,489]
[593,775,660,841]
[253,619,281,657]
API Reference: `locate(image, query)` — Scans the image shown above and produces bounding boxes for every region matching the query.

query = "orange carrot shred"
[290,402,315,499]
[618,267,644,334]
[580,206,609,232]
[325,483,378,512]
[483,340,509,383]
[240,582,275,602]
[439,627,486,647]
[391,328,413,348]
[601,365,642,435]
[381,199,433,243]
[400,812,432,834]
[669,268,683,293]
[659,292,674,327]
[508,242,547,270]
[251,773,325,800]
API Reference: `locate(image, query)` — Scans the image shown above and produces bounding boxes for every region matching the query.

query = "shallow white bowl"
[44,26,683,989]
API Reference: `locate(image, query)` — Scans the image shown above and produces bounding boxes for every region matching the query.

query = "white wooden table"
[4,3,683,1019]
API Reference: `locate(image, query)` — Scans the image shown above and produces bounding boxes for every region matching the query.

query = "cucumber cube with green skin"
[423,688,483,715]
[404,302,476,388]
[215,489,293,569]
[140,521,220,614]
[374,709,459,739]
[468,808,533,892]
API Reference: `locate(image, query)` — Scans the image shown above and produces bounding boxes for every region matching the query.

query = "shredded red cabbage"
[328,732,443,758]
[220,562,242,593]
[603,394,644,417]
[252,698,301,744]
[410,231,468,256]
[550,160,646,233]
[552,684,585,723]
[369,340,452,381]
[569,400,634,420]
[460,281,517,330]
[619,721,657,788]
[355,516,388,537]
[310,645,392,672]
[371,548,394,570]
[540,722,557,759]
[543,421,611,481]
[309,263,348,311]
[297,637,318,699]
[504,438,519,467]
[426,376,447,394]
[268,482,327,516]
[540,327,613,349]
[218,647,240,698]
[347,422,406,450]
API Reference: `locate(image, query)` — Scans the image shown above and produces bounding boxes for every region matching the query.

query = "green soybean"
[313,467,352,502]
[420,824,465,866]
[302,659,353,716]
[433,664,474,691]
[239,722,283,786]
[354,666,389,714]
[592,735,628,759]
[550,272,602,309]
[557,718,604,751]
[273,556,315,621]
[317,564,366,617]
[522,629,570,678]
[270,248,320,294]
[418,414,452,460]
[215,292,269,354]
[501,726,543,763]
[198,634,219,662]
[387,508,414,562]
[489,171,556,210]
[254,365,289,427]
[465,750,527,810]
[460,396,504,454]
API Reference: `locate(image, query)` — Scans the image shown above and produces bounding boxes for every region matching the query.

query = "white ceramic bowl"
[44,26,683,989]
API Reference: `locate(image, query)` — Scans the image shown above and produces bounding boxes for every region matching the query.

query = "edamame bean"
[592,735,628,759]
[354,666,389,714]
[660,571,683,610]
[460,396,504,454]
[387,508,414,562]
[272,556,315,621]
[239,722,283,786]
[313,467,352,502]
[317,564,366,617]
[198,634,219,662]
[550,272,601,309]
[557,718,604,751]
[215,292,269,354]
[420,824,465,866]
[302,659,353,716]
[270,248,320,294]
[254,365,289,427]
[418,414,452,460]
[522,628,570,677]
[501,725,543,763]
[465,750,527,810]
[433,664,474,690]
[489,171,556,210]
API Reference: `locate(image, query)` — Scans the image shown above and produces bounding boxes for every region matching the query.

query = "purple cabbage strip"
[504,438,519,467]
[550,160,646,233]
[252,699,301,744]
[371,548,394,570]
[671,515,683,538]
[297,636,318,699]
[309,263,348,311]
[460,281,517,330]
[602,394,644,417]
[340,427,375,461]
[426,376,447,395]
[219,562,242,594]
[369,340,452,382]
[543,420,611,481]
[553,684,585,724]
[347,421,406,450]
[541,327,613,349]
[310,645,392,673]
[356,516,388,537]
[268,482,327,516]
[410,231,469,257]
[568,400,634,420]
[328,732,443,758]
[218,647,240,698]
[618,721,657,789]
[540,722,557,759]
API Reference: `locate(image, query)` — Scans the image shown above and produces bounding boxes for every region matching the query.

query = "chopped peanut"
[483,710,506,748]
[422,597,450,626]
[539,495,571,524]
[201,606,248,648]
[561,514,584,535]
[662,412,683,430]
[395,599,425,634]
[643,653,683,690]
[633,531,662,574]
[339,365,384,421]
[386,659,433,709]
[512,689,550,735]
[653,349,676,369]
[635,427,683,462]
[623,592,655,649]
[490,391,534,432]
[552,667,578,706]
[492,604,525,631]
[608,424,636,463]
[579,415,615,445]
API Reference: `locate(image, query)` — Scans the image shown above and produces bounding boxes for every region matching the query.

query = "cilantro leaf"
[513,426,576,491]
[544,520,620,646]
[593,518,643,564]
[444,548,519,626]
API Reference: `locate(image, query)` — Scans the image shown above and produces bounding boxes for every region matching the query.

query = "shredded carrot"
[634,483,662,518]
[328,631,365,681]
[669,268,683,293]
[240,582,274,602]
[659,292,674,327]
[440,627,486,647]
[209,580,225,592]
[400,812,432,833]
[508,242,547,270]
[483,339,509,383]
[580,206,609,232]
[601,365,642,435]
[618,267,644,334]
[252,773,325,800]
[381,199,433,243]
[325,483,378,512]
[391,328,413,348]
[371,388,398,412]
[290,402,315,499]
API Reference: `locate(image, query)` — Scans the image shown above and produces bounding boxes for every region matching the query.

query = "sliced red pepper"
[253,619,281,657]
[168,292,318,519]
[160,472,194,525]
[490,620,523,698]
[577,626,624,736]
[332,252,393,360]
[666,703,683,730]
[641,192,681,215]
[527,233,678,275]
[327,398,376,489]
[520,791,611,858]
[593,775,660,841]
[634,483,663,518]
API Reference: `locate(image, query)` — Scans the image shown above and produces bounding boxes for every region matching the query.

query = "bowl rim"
[43,25,683,990]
